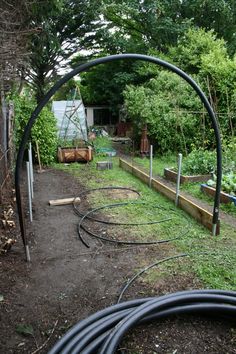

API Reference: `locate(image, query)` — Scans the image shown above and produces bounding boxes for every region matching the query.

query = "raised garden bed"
[57,146,93,163]
[201,184,236,205]
[120,158,220,234]
[164,168,211,184]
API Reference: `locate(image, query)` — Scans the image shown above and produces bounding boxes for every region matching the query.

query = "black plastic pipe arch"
[15,53,222,260]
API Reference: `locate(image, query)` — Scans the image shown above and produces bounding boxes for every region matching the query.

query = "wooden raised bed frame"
[201,184,236,205]
[164,168,211,184]
[120,158,220,235]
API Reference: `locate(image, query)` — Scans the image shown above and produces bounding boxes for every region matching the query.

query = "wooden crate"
[57,146,93,163]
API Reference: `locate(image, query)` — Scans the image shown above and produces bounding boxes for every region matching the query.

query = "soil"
[0,168,235,353]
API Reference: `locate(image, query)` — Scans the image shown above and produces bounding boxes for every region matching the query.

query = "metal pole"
[28,143,34,198]
[29,142,34,182]
[175,153,182,206]
[36,140,42,172]
[26,161,33,222]
[149,145,153,187]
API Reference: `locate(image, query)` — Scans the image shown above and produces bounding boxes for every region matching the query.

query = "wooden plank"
[151,178,175,201]
[178,195,220,234]
[49,197,80,206]
[119,158,220,234]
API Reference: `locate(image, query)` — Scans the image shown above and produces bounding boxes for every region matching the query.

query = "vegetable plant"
[207,172,236,196]
[181,148,216,175]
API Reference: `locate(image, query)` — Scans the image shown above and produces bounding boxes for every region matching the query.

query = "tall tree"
[27,0,102,102]
[101,0,191,53]
[0,0,33,154]
[0,0,33,93]
[181,0,236,55]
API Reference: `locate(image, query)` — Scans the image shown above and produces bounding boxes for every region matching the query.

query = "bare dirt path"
[0,168,235,354]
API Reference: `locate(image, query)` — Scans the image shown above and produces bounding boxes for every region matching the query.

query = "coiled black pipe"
[74,187,190,248]
[48,289,236,354]
[73,187,141,223]
[117,253,189,303]
[77,202,190,248]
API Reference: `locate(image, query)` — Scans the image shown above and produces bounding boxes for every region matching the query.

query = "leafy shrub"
[207,172,236,196]
[222,138,236,173]
[181,148,216,175]
[124,71,204,154]
[13,94,58,165]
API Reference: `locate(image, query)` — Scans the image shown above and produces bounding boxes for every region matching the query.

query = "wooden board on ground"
[49,197,80,206]
[119,158,220,235]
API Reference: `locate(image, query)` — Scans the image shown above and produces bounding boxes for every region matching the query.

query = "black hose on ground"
[48,289,236,354]
[117,253,189,303]
[73,187,141,223]
[77,202,190,248]
[76,199,172,226]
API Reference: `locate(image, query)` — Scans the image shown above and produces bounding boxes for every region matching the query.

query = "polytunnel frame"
[15,54,222,261]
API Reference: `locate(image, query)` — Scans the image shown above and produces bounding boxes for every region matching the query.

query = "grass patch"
[54,155,236,291]
[132,154,177,176]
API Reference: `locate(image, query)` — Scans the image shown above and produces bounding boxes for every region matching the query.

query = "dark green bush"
[13,94,58,165]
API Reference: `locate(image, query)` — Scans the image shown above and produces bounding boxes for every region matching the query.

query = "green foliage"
[27,0,102,102]
[123,28,236,153]
[182,138,236,176]
[102,0,191,51]
[170,28,236,126]
[102,1,236,55]
[207,172,236,196]
[222,138,236,172]
[169,28,226,73]
[16,324,34,337]
[52,79,80,101]
[181,149,216,175]
[13,94,58,165]
[181,0,236,55]
[74,57,145,115]
[124,70,203,154]
[92,136,112,150]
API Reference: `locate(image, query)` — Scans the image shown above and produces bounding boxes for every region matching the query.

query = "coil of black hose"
[73,186,141,222]
[73,186,191,248]
[48,289,236,354]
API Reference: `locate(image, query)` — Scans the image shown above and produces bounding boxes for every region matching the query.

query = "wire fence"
[0,101,14,203]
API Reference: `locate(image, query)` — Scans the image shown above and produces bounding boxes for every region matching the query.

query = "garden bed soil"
[201,183,236,205]
[164,167,211,184]
[0,168,235,353]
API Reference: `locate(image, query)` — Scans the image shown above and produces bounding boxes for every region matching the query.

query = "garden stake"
[26,161,33,223]
[175,153,182,206]
[28,142,34,198]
